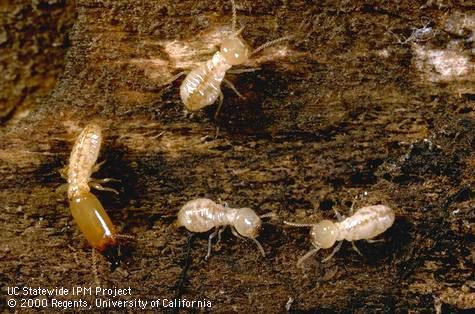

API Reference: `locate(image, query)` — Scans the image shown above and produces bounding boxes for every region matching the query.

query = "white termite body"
[67,123,103,200]
[177,198,268,259]
[176,0,290,113]
[284,205,395,267]
[180,51,233,111]
[333,205,395,242]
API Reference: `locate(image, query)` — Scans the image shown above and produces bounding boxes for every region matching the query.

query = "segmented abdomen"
[180,52,231,111]
[67,124,102,199]
[177,198,229,232]
[336,205,395,241]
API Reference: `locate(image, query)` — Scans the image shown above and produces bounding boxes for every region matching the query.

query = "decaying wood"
[0,0,474,312]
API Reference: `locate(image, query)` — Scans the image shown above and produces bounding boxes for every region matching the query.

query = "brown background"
[0,0,474,312]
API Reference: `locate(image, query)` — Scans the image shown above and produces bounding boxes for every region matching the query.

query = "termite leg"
[420,16,431,27]
[160,71,188,87]
[322,241,343,262]
[251,238,266,257]
[214,90,225,119]
[91,160,106,173]
[297,246,321,268]
[230,226,245,240]
[366,238,385,244]
[351,241,363,256]
[227,67,260,74]
[59,166,68,179]
[218,199,229,208]
[332,207,344,222]
[223,78,245,99]
[90,177,121,184]
[216,227,226,245]
[348,196,358,216]
[89,182,119,195]
[205,228,220,260]
[214,126,220,140]
[182,109,194,118]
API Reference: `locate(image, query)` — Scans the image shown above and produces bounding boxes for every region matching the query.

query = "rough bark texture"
[0,0,75,123]
[0,0,474,312]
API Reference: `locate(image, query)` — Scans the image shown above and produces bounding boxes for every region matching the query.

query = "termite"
[65,123,120,253]
[392,16,436,44]
[176,198,273,259]
[169,0,291,116]
[284,204,395,267]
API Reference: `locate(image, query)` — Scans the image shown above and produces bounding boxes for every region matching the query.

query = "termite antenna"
[116,234,135,241]
[231,0,237,33]
[92,249,100,286]
[259,212,276,219]
[420,16,431,27]
[283,221,315,228]
[296,247,320,268]
[321,241,343,262]
[250,35,293,57]
[234,26,245,37]
[252,238,266,257]
[59,166,68,180]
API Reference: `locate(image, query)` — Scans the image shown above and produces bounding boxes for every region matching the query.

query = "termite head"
[69,192,118,252]
[310,220,338,249]
[220,35,250,65]
[234,207,262,238]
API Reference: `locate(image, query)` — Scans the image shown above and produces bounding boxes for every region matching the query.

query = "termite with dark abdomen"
[171,0,291,116]
[284,204,395,267]
[65,123,120,252]
[177,198,273,259]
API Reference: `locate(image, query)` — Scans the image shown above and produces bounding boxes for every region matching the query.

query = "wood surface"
[0,0,474,312]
